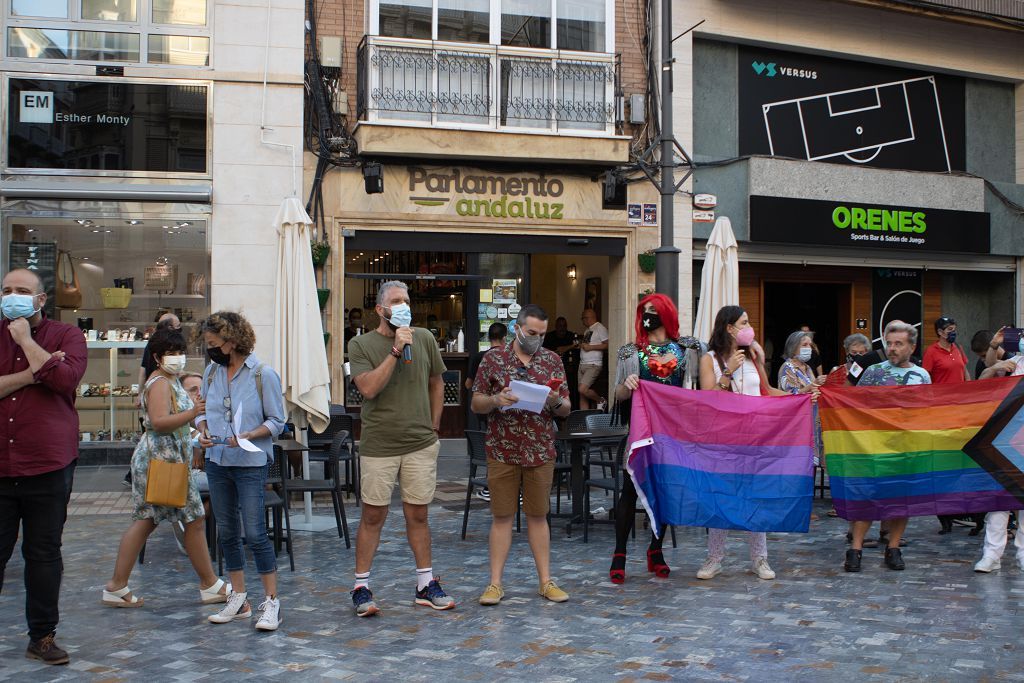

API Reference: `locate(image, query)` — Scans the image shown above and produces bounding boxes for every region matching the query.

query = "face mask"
[160,354,187,375]
[1,293,39,320]
[734,326,755,347]
[207,345,231,366]
[641,311,663,331]
[1017,339,1024,356]
[516,327,544,355]
[797,347,813,362]
[190,434,202,449]
[384,302,412,329]
[946,331,958,344]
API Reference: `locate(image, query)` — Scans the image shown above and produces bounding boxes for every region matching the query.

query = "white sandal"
[199,578,231,604]
[101,586,144,608]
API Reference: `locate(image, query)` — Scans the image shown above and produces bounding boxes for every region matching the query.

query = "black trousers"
[0,461,76,640]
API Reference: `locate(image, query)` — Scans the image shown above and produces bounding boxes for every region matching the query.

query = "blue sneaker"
[414,579,455,610]
[350,586,379,617]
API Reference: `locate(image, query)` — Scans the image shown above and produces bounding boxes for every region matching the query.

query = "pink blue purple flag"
[626,381,815,536]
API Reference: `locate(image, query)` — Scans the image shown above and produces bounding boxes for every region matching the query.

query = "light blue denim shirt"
[197,354,286,467]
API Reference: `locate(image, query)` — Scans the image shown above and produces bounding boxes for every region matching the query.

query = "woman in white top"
[697,306,787,581]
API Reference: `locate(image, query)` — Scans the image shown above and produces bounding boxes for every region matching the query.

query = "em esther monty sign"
[749,195,989,254]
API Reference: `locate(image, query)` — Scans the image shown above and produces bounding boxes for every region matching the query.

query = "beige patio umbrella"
[694,216,739,343]
[273,196,330,434]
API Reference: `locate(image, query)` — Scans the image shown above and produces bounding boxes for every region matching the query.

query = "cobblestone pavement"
[2,471,1022,682]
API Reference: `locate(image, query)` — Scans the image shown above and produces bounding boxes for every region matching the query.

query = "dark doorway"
[763,282,850,387]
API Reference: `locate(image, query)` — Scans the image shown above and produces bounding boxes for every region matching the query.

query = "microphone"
[402,327,413,364]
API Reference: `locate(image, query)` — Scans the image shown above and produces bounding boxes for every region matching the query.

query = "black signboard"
[749,195,989,254]
[738,45,965,173]
[872,268,923,351]
[7,78,208,173]
[8,241,57,319]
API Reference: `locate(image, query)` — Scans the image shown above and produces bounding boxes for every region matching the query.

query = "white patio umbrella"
[693,216,739,343]
[273,197,332,529]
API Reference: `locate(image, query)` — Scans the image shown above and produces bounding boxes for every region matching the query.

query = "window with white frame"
[372,0,613,53]
[6,0,210,65]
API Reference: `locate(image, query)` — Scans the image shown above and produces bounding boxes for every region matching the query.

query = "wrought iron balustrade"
[357,36,618,134]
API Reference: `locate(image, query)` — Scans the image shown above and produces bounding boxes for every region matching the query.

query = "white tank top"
[709,350,761,397]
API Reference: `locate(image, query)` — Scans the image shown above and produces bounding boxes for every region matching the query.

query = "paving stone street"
[2,463,1022,682]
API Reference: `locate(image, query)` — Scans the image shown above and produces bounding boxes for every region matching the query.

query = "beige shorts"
[360,441,441,506]
[487,459,554,518]
[578,363,602,388]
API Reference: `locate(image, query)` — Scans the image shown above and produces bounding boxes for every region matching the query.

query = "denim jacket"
[197,354,285,467]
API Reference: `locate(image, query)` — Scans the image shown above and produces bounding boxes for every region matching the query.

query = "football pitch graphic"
[760,76,952,171]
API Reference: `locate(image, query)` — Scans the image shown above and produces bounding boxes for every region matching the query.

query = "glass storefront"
[2,211,210,442]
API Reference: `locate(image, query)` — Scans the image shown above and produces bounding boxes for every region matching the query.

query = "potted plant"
[317,288,330,310]
[638,286,655,301]
[311,240,330,267]
[638,250,656,274]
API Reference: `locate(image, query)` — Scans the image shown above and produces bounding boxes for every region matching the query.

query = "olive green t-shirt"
[348,327,446,457]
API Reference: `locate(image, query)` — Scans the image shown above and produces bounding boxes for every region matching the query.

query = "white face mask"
[160,354,187,375]
[797,347,813,362]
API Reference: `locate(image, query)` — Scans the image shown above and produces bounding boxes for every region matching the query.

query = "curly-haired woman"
[607,293,704,584]
[196,312,286,631]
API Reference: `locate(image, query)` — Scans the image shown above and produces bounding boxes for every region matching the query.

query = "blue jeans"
[205,461,276,575]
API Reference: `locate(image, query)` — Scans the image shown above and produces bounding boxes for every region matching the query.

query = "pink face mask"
[734,326,755,347]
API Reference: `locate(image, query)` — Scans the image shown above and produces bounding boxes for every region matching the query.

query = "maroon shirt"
[0,317,87,477]
[473,343,569,467]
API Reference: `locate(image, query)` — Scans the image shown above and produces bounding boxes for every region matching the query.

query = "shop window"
[4,215,210,442]
[147,34,209,65]
[82,0,137,22]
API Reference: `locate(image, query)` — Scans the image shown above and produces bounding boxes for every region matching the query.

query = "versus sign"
[737,45,966,173]
[749,195,989,253]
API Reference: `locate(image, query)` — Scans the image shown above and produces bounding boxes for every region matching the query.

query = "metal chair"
[583,435,627,543]
[286,431,352,548]
[265,445,295,571]
[306,405,359,499]
[461,429,520,539]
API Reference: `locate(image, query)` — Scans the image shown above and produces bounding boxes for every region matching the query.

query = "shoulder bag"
[144,377,190,508]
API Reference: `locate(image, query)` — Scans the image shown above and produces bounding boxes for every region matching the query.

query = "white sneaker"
[208,591,251,623]
[255,597,281,631]
[696,559,722,580]
[751,557,776,580]
[974,556,1001,573]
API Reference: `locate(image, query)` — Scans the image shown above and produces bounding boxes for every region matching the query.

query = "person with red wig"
[607,293,704,584]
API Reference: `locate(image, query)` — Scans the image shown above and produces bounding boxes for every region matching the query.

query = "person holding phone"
[698,306,786,581]
[984,325,1021,369]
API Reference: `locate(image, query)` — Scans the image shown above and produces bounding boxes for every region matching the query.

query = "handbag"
[55,250,82,309]
[143,378,190,508]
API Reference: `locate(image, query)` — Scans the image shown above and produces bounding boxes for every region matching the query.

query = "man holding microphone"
[472,304,571,606]
[347,281,453,617]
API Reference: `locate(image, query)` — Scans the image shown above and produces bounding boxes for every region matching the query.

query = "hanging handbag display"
[55,250,82,309]
[143,380,190,508]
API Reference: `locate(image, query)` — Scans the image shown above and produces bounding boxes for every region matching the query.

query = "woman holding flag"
[608,294,703,584]
[698,306,787,580]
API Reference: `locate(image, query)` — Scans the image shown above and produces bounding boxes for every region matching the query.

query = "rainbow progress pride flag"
[626,381,815,536]
[821,378,1024,521]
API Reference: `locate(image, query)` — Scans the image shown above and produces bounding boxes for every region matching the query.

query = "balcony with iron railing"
[354,35,630,165]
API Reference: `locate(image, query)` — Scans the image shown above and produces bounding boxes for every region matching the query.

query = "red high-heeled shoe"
[609,553,626,584]
[647,548,670,578]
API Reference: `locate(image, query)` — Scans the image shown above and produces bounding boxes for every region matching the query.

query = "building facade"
[675,0,1024,375]
[0,0,304,444]
[310,0,666,432]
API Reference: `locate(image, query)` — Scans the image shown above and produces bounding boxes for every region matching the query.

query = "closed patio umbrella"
[273,197,330,434]
[694,216,739,344]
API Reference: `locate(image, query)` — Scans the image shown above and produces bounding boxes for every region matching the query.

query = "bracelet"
[390,346,402,358]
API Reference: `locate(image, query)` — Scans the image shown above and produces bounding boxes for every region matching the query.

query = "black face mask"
[641,311,663,332]
[208,345,231,366]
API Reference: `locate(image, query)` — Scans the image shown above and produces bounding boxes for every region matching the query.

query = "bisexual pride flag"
[626,381,815,537]
[820,378,1024,521]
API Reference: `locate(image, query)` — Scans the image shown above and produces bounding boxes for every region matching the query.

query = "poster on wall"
[492,279,517,304]
[737,45,966,173]
[642,203,658,227]
[8,241,56,319]
[585,277,602,315]
[871,268,923,350]
[627,204,642,225]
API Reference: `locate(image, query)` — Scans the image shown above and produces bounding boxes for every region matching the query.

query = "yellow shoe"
[538,580,568,603]
[478,584,504,606]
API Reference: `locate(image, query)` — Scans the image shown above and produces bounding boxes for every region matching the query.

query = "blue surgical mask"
[190,434,202,449]
[385,302,412,329]
[1017,338,1024,356]
[1,293,40,320]
[797,347,813,362]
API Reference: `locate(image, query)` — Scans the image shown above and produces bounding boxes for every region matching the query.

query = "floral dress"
[130,375,204,524]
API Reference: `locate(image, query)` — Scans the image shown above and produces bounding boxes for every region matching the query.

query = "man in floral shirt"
[471,304,571,606]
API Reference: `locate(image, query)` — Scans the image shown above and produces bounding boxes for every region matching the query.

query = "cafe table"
[553,426,630,535]
[275,438,338,532]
